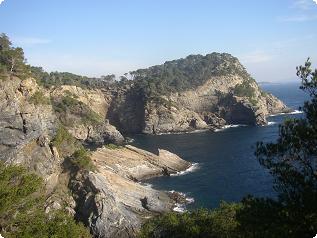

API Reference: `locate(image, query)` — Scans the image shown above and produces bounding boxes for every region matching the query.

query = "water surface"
[132,82,309,208]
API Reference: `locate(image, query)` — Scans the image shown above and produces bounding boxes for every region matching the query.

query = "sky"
[0,0,316,82]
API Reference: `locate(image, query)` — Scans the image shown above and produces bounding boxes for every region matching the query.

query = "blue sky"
[0,0,316,81]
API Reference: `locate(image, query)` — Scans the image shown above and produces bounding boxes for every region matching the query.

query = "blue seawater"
[131,82,310,209]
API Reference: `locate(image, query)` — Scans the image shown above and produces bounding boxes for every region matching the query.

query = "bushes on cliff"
[0,162,91,238]
[233,80,256,99]
[69,148,96,172]
[52,125,79,157]
[52,94,102,127]
[29,91,51,105]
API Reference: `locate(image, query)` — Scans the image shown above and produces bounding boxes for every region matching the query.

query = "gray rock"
[0,77,59,182]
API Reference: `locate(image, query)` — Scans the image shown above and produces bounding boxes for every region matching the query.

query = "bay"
[131,82,309,209]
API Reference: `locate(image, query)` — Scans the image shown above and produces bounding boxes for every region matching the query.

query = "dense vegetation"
[233,80,258,105]
[69,148,96,172]
[233,80,256,99]
[0,33,28,79]
[30,66,115,89]
[0,162,91,238]
[139,59,317,238]
[131,53,252,98]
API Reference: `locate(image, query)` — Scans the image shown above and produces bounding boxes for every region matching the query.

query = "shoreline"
[132,110,304,137]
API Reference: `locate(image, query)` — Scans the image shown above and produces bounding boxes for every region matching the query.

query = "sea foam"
[269,110,303,117]
[215,124,246,132]
[171,163,200,176]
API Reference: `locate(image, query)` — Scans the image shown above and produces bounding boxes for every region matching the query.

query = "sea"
[131,82,310,210]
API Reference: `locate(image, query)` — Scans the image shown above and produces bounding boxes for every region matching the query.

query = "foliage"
[255,58,317,237]
[69,148,96,172]
[131,53,251,98]
[52,95,102,126]
[29,91,51,105]
[0,33,29,79]
[104,143,123,150]
[233,80,256,98]
[0,162,91,238]
[139,202,241,238]
[0,162,43,216]
[30,66,115,89]
[51,125,79,157]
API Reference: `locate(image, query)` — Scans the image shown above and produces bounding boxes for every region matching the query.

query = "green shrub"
[131,53,251,98]
[139,202,241,238]
[52,95,102,126]
[52,126,79,157]
[0,161,43,215]
[0,162,91,238]
[70,148,96,171]
[104,143,123,150]
[233,81,256,98]
[29,91,50,105]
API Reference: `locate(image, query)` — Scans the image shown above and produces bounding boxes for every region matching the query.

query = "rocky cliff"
[0,77,60,186]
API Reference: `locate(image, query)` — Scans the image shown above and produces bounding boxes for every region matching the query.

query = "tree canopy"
[131,53,253,98]
[0,33,28,78]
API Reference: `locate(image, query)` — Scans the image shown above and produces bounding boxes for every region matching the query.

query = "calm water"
[131,82,309,209]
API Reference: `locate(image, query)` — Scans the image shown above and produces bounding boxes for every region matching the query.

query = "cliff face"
[0,77,60,185]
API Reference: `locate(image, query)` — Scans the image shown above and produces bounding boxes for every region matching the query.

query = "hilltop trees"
[131,53,251,99]
[0,33,27,78]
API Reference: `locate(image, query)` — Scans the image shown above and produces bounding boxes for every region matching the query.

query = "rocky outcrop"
[71,145,191,238]
[106,84,146,134]
[68,120,124,145]
[143,99,208,134]
[140,76,290,134]
[92,145,191,180]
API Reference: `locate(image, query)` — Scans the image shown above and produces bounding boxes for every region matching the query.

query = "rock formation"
[71,145,191,238]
